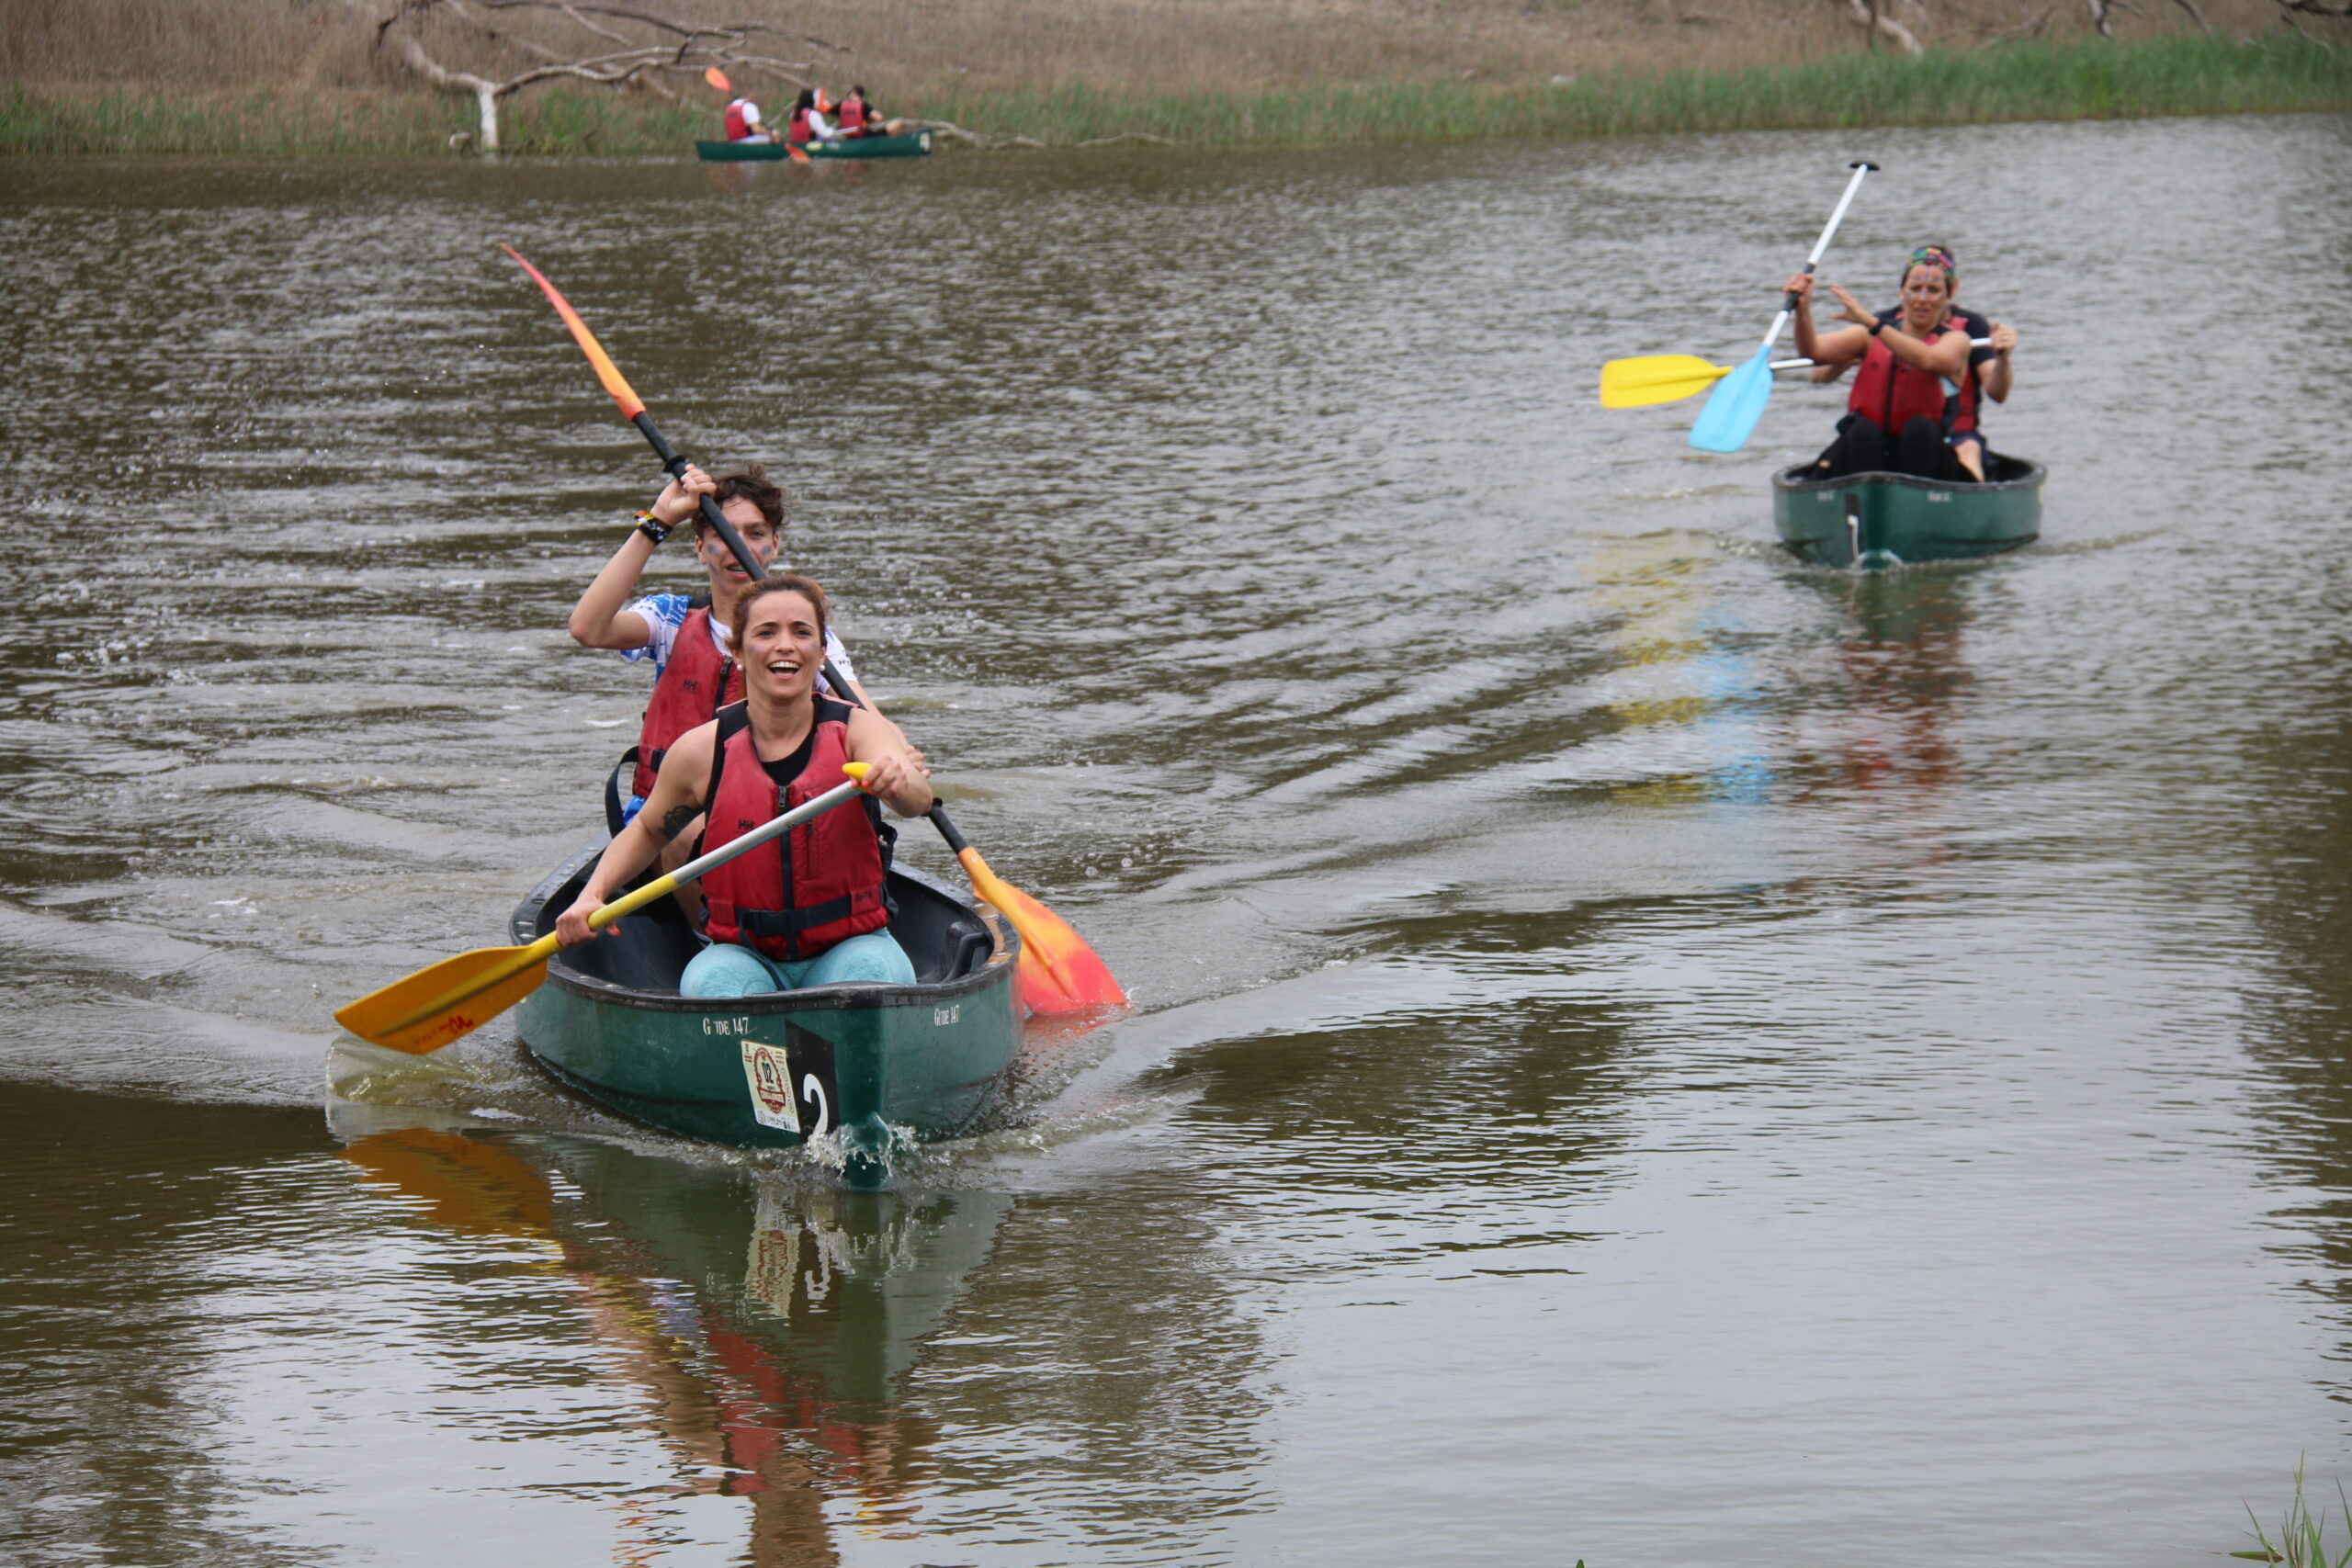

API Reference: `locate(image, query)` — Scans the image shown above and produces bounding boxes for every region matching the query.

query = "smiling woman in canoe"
[556,576,933,998]
[1789,245,1980,484]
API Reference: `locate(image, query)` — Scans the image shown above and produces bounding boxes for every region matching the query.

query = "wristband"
[1867,319,1884,337]
[633,510,673,546]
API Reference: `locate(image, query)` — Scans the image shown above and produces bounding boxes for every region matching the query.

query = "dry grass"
[1,0,2343,150]
[2,0,2323,99]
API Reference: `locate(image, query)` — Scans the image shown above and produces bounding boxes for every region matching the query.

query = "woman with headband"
[1787,245,1983,484]
[1808,245,2020,481]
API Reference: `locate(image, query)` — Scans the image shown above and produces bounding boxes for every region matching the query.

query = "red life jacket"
[723,99,755,141]
[838,99,868,133]
[631,604,742,800]
[785,107,813,145]
[1847,317,1965,435]
[699,700,895,964]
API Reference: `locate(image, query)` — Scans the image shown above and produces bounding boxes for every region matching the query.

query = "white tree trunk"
[475,82,501,152]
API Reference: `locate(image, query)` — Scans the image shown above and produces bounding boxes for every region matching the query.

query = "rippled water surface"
[5,114,2352,1565]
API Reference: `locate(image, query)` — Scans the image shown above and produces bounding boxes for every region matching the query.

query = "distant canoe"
[696,132,933,162]
[1772,454,2044,570]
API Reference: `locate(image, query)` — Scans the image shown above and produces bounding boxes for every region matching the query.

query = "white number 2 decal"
[801,1074,831,1138]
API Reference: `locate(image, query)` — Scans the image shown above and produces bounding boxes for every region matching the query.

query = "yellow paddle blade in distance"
[1600,354,1735,410]
[956,847,1127,1017]
[334,942,554,1055]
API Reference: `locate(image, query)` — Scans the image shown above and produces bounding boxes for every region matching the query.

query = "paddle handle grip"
[630,410,769,583]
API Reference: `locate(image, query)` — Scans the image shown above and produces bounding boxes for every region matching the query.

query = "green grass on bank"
[915,33,2352,145]
[5,33,2347,156]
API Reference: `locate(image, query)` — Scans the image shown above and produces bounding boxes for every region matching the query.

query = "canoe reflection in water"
[335,1122,1010,1562]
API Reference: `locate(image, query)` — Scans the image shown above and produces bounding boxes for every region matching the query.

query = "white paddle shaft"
[1750,161,1877,361]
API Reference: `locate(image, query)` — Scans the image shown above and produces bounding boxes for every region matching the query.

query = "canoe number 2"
[739,1027,841,1141]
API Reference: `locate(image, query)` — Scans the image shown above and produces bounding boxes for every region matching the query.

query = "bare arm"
[843,705,934,818]
[568,466,714,649]
[1788,273,1869,369]
[1826,284,1970,378]
[1978,321,2017,403]
[555,722,718,944]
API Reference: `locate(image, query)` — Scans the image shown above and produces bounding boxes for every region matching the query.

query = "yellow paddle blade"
[1600,354,1734,410]
[957,847,1127,1017]
[334,939,556,1055]
[341,1129,557,1240]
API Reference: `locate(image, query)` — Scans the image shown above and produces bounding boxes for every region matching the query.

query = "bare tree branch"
[1833,0,1926,54]
[355,0,846,152]
[1978,4,2053,40]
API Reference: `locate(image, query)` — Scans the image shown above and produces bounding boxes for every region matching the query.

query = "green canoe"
[1772,453,2044,570]
[695,132,933,161]
[510,841,1020,1188]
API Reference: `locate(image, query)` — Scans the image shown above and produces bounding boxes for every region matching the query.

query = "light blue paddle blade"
[1688,346,1775,454]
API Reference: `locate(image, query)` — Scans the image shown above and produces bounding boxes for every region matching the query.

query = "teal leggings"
[681,929,917,998]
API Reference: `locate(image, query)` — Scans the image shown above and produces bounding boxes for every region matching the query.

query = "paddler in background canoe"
[567,462,880,835]
[721,91,774,145]
[1787,245,1980,485]
[836,86,904,139]
[557,575,933,998]
[1809,245,2020,480]
[785,89,839,150]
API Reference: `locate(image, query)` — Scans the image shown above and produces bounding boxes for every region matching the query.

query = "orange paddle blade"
[501,245,647,422]
[704,66,731,92]
[957,847,1126,1016]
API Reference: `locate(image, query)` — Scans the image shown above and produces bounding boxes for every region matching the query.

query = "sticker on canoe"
[742,1039,800,1133]
[740,1024,840,1139]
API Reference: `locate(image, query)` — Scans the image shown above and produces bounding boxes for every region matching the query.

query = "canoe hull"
[1772,455,2044,570]
[510,842,1019,1184]
[695,133,933,161]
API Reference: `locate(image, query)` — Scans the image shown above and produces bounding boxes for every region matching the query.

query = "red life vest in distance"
[1847,317,1965,434]
[785,107,813,145]
[631,604,743,800]
[699,700,894,964]
[838,99,868,133]
[723,98,755,141]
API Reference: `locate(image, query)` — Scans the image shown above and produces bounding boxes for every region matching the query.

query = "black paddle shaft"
[628,405,978,853]
[629,410,767,583]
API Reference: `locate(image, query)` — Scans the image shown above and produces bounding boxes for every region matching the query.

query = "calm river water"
[4,112,2350,1565]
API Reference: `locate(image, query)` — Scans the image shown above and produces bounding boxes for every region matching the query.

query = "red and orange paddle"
[500,248,1128,1019]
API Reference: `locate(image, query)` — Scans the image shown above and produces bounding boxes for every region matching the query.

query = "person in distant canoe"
[555,576,932,998]
[568,463,871,833]
[722,93,773,144]
[785,88,839,148]
[1789,245,1981,484]
[1809,245,2019,480]
[836,86,903,139]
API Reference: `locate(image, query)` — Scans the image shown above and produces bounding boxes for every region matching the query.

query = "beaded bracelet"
[633,510,673,546]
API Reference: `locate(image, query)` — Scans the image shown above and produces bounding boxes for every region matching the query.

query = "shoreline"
[6,36,2347,157]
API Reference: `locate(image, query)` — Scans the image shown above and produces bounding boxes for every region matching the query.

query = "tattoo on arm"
[649,804,697,845]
